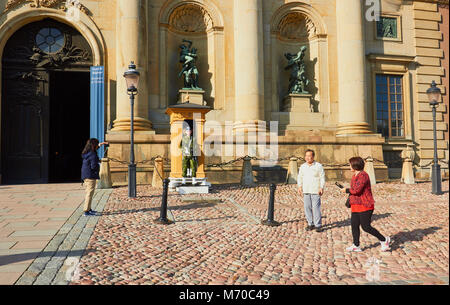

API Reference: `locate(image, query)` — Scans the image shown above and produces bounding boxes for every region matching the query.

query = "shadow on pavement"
[0,249,96,266]
[389,226,441,251]
[362,226,441,251]
[101,207,160,216]
[138,193,182,199]
[101,202,218,216]
[280,218,305,224]
[170,202,218,211]
[320,213,393,231]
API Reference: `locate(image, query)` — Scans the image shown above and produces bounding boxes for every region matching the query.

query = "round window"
[35,27,65,53]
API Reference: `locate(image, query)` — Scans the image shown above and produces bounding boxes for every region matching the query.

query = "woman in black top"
[81,138,108,216]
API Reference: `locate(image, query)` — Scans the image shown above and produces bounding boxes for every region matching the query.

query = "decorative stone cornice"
[367,53,416,63]
[5,0,89,14]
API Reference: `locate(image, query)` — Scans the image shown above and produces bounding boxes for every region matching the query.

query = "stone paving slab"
[71,181,448,285]
[0,183,86,285]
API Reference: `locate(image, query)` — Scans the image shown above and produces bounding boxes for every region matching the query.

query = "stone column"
[112,0,152,131]
[233,0,266,133]
[336,0,371,135]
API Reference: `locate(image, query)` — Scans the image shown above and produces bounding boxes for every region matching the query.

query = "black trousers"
[351,210,385,247]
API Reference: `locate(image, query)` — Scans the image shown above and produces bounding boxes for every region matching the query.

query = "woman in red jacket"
[340,157,391,252]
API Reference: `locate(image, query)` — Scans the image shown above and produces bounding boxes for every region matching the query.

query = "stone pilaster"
[233,0,266,133]
[112,0,153,131]
[336,0,371,135]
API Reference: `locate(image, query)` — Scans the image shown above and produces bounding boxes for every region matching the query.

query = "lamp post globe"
[426,80,443,195]
[124,61,140,92]
[124,61,140,198]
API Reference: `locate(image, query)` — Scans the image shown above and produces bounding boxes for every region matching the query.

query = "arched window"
[35,27,65,53]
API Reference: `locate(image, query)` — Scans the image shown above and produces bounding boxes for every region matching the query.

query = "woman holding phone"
[340,157,391,252]
[81,138,108,216]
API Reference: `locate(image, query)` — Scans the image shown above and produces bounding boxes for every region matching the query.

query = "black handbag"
[345,196,351,208]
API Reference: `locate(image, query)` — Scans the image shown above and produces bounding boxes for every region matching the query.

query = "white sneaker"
[346,244,362,252]
[380,236,391,252]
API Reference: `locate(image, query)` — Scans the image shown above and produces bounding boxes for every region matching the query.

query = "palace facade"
[0,0,448,185]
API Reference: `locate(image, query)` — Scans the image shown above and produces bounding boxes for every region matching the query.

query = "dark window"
[35,27,64,54]
[376,74,404,138]
[383,150,403,168]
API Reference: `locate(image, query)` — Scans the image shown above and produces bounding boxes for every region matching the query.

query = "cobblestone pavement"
[72,181,449,285]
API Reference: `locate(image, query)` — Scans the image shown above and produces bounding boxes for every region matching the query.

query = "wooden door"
[1,69,49,183]
[1,18,93,184]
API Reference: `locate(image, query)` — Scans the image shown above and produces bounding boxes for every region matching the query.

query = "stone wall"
[106,130,388,186]
[413,1,449,179]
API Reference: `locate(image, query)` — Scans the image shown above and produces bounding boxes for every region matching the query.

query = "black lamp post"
[426,80,443,195]
[124,61,140,198]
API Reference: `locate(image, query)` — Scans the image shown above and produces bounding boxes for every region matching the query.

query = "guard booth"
[165,102,211,193]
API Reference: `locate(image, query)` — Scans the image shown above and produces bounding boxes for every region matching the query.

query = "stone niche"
[158,2,225,111]
[268,6,331,133]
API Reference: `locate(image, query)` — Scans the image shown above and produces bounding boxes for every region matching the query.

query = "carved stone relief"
[3,20,92,68]
[169,4,213,33]
[278,12,317,40]
[4,0,89,14]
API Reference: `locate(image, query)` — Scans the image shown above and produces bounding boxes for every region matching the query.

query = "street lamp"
[426,80,443,195]
[124,61,140,198]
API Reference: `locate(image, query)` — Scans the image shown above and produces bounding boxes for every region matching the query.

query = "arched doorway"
[1,18,93,184]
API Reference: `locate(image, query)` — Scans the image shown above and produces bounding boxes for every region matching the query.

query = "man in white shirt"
[297,149,326,232]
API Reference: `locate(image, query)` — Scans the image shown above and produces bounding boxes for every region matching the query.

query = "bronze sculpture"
[179,39,202,90]
[284,46,309,94]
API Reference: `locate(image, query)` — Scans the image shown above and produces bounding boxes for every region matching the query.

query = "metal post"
[128,93,137,198]
[431,104,443,195]
[261,183,280,226]
[154,178,173,225]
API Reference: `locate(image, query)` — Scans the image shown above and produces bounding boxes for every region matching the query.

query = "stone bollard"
[364,157,376,186]
[285,157,298,184]
[240,156,256,186]
[401,145,415,184]
[151,157,165,188]
[97,158,112,189]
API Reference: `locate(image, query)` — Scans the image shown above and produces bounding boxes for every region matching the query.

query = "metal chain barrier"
[205,155,449,170]
[101,146,447,174]
[103,147,170,180]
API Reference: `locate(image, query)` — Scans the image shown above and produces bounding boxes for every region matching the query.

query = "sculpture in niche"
[284,46,310,94]
[178,39,202,90]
